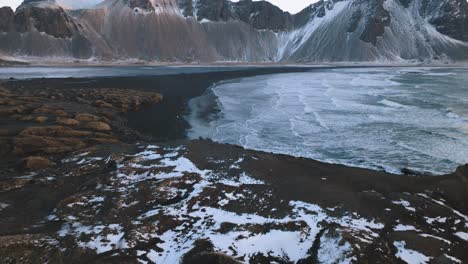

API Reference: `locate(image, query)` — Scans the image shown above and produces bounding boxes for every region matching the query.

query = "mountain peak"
[1,0,467,63]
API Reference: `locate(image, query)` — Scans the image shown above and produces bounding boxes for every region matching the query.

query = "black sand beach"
[0,67,467,263]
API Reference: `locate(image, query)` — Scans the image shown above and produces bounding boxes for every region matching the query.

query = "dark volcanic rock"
[420,0,468,41]
[456,164,468,189]
[124,0,155,11]
[14,3,77,38]
[398,0,413,8]
[291,0,346,28]
[0,0,97,59]
[232,0,293,32]
[292,1,328,28]
[71,33,93,58]
[20,156,54,171]
[194,0,235,22]
[0,83,162,163]
[347,9,362,32]
[1,139,467,263]
[182,240,241,264]
[356,0,391,45]
[177,0,194,17]
[0,7,15,32]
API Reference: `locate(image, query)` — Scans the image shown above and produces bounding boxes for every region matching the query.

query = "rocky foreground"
[0,82,162,171]
[0,140,467,263]
[0,81,467,263]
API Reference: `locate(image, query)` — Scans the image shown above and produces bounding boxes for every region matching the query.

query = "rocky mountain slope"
[279,0,468,61]
[0,0,467,62]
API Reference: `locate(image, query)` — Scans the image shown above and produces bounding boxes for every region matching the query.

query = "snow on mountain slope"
[279,0,468,62]
[0,1,105,59]
[73,0,278,61]
[0,0,467,62]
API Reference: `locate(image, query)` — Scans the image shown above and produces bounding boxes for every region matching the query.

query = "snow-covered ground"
[41,143,467,263]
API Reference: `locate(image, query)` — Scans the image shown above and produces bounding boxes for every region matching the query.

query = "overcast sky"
[1,0,318,13]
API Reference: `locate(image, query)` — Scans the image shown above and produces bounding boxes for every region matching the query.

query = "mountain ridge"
[0,0,467,63]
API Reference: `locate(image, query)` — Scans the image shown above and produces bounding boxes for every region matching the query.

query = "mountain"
[279,0,468,62]
[0,0,467,63]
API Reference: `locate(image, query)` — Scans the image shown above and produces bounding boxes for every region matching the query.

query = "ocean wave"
[186,68,468,175]
[378,99,410,109]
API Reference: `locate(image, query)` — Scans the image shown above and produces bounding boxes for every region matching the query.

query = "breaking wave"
[187,67,468,175]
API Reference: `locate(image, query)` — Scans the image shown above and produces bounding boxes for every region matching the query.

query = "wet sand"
[5,67,314,140]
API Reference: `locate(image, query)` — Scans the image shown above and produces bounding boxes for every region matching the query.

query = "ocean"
[187,67,468,174]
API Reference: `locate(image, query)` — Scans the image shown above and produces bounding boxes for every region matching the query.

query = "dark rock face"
[347,9,362,33]
[398,0,413,8]
[71,33,93,58]
[0,1,98,59]
[13,4,77,38]
[178,0,295,31]
[232,0,293,32]
[0,7,15,32]
[356,0,391,45]
[420,0,468,41]
[124,0,155,11]
[1,0,468,62]
[176,0,194,17]
[292,0,344,28]
[194,0,235,22]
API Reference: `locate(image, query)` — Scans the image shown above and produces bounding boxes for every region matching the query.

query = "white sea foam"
[187,67,468,174]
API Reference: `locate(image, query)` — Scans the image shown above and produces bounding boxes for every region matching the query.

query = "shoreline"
[0,68,467,263]
[2,57,468,68]
[2,66,467,175]
[3,66,467,174]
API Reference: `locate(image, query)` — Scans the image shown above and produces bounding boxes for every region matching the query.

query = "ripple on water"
[186,68,468,175]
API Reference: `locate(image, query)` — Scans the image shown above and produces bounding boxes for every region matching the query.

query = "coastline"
[0,68,467,263]
[2,66,467,178]
[2,54,468,69]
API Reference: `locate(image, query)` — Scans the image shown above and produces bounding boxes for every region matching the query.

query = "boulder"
[20,126,92,138]
[20,156,54,171]
[14,135,87,155]
[34,116,48,123]
[0,178,31,192]
[0,106,26,116]
[181,239,241,264]
[56,117,80,126]
[82,122,111,132]
[93,100,114,109]
[33,106,67,117]
[75,113,100,122]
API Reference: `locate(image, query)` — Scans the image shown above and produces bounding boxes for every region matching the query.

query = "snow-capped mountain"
[0,0,467,62]
[280,0,468,62]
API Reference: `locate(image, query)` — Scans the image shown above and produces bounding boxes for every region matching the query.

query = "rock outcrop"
[0,7,15,32]
[232,0,293,32]
[0,140,467,263]
[0,83,162,164]
[20,156,54,170]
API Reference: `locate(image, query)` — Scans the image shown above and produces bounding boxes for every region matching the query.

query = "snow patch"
[394,241,431,264]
